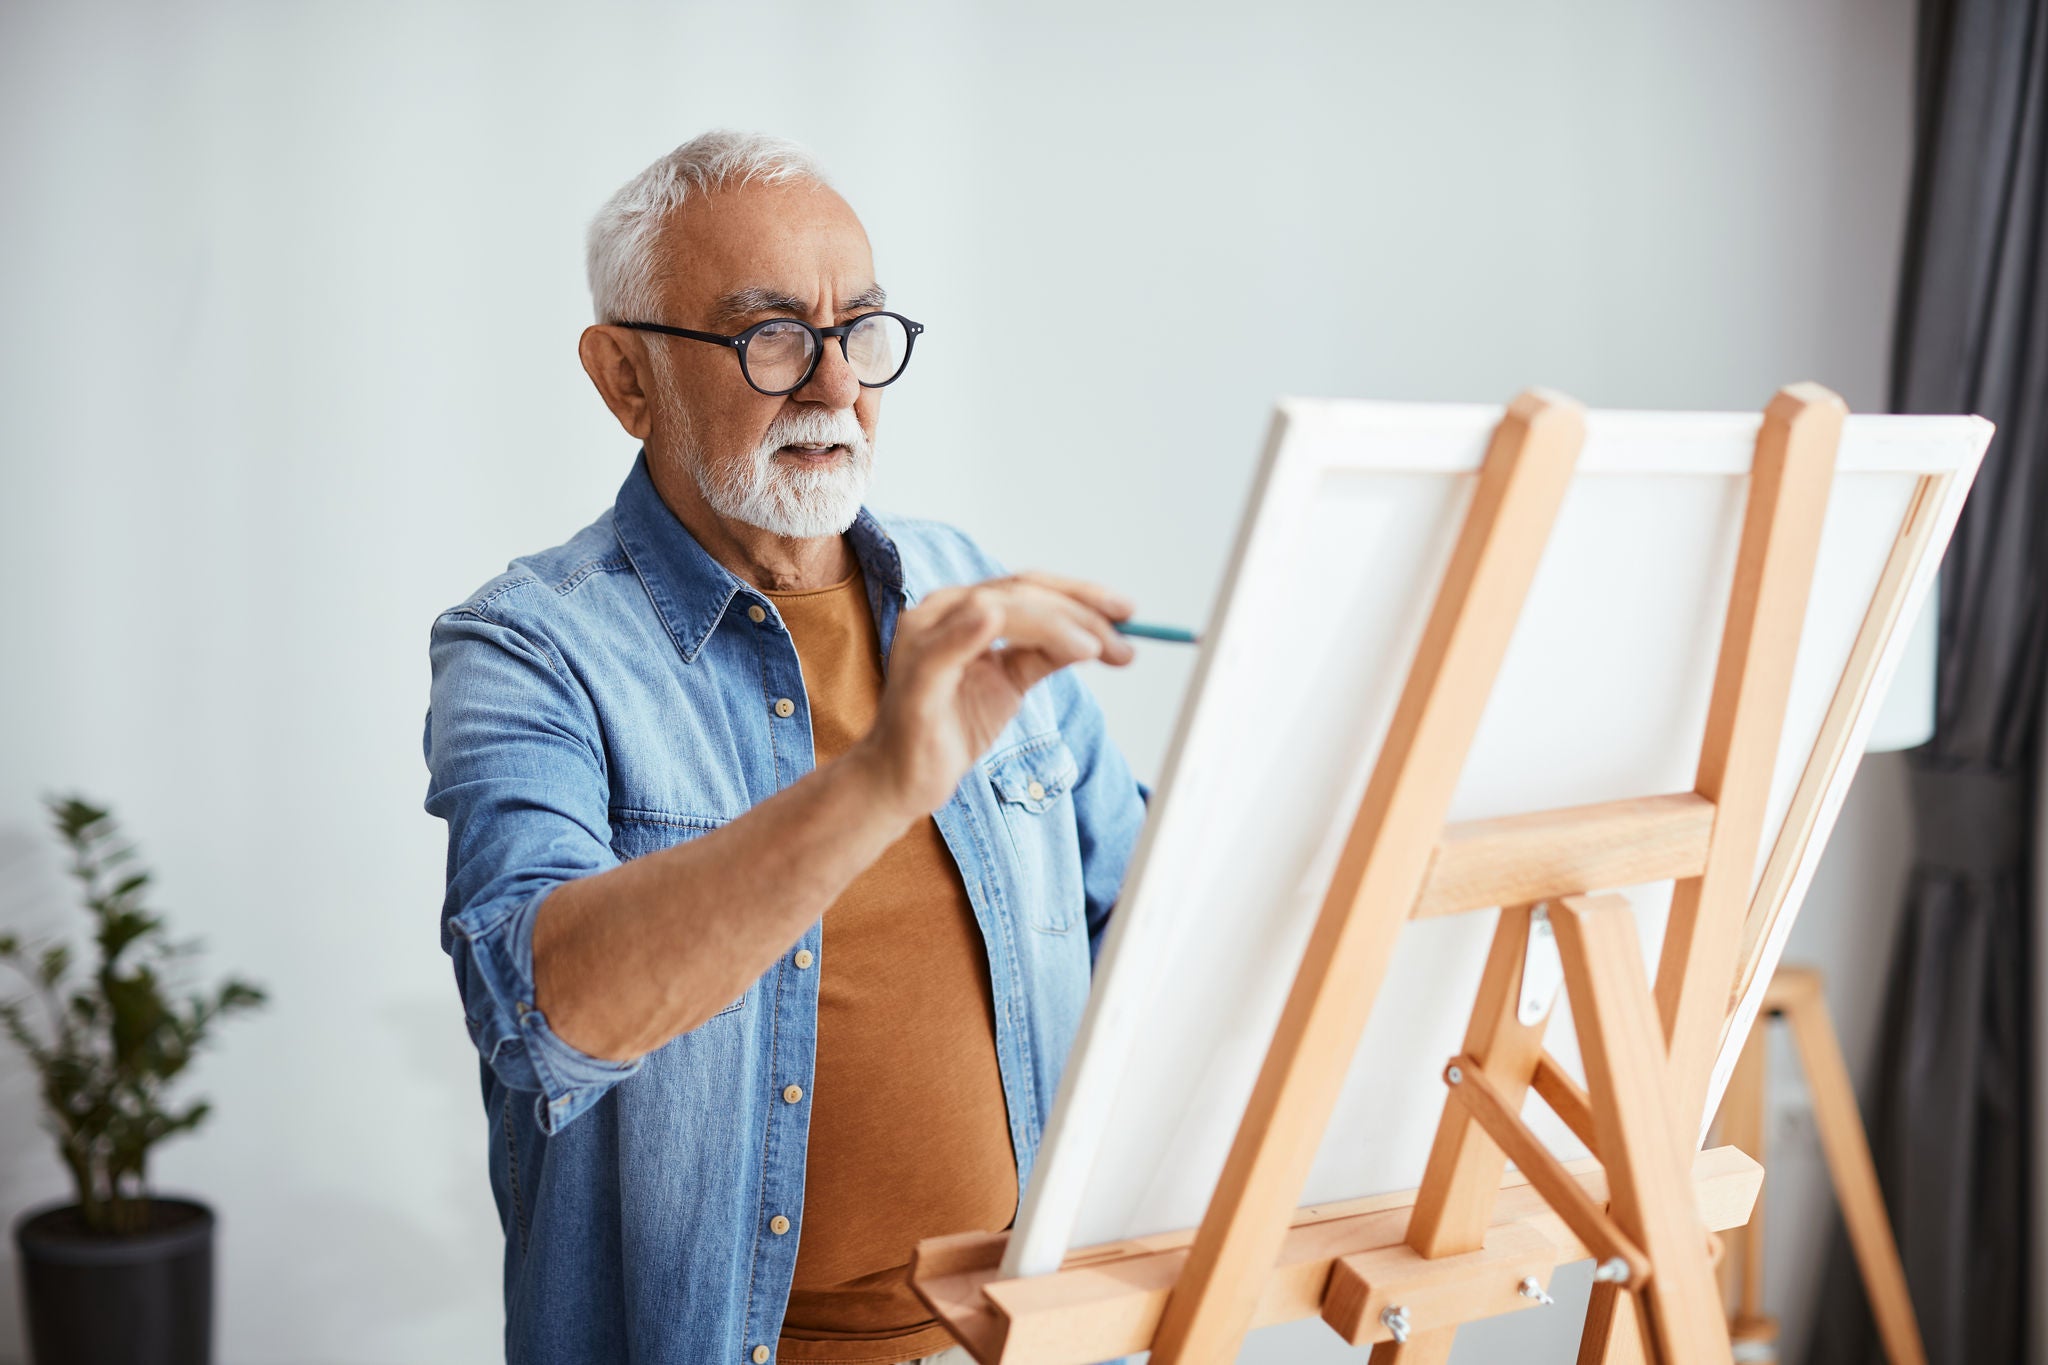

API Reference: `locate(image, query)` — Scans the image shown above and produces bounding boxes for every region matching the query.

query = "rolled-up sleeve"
[424,605,641,1133]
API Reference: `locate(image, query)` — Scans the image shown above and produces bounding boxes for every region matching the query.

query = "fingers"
[1029,584,1135,667]
[1010,571,1135,626]
[893,573,1139,690]
[1004,572,1137,667]
[978,574,1136,666]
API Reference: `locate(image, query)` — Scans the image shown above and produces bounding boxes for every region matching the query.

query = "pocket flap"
[985,735,1080,813]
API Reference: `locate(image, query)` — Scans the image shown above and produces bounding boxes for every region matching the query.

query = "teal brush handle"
[1113,620,1201,644]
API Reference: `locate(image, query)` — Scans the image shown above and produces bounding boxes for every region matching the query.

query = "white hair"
[586,130,829,324]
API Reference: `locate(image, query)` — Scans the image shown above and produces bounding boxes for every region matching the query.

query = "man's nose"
[794,336,861,408]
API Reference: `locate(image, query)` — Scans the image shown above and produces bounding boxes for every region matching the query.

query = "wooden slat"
[1714,1014,1769,1323]
[1405,908,1551,1253]
[1578,1283,1653,1365]
[1145,390,1588,1365]
[1720,1010,1769,1326]
[1555,896,1733,1363]
[1375,907,1552,1365]
[1724,474,1949,1022]
[910,1148,1764,1365]
[1657,382,1843,1127]
[1531,1051,1598,1152]
[1442,1055,1649,1283]
[1414,795,1715,920]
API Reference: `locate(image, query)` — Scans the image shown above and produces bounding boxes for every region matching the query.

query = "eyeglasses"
[615,311,924,397]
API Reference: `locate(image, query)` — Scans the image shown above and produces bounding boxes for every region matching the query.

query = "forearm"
[532,739,916,1060]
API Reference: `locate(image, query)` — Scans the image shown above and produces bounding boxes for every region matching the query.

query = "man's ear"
[579,325,656,439]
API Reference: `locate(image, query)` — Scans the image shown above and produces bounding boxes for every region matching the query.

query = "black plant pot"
[13,1198,213,1365]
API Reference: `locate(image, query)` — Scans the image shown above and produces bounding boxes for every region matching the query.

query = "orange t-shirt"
[770,566,1019,1365]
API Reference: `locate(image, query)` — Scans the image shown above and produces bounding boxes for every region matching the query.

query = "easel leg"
[1579,1281,1651,1365]
[1654,384,1842,1123]
[1553,896,1733,1364]
[1716,1021,1777,1357]
[1773,970,1926,1365]
[1369,1330,1456,1365]
[1372,905,1552,1365]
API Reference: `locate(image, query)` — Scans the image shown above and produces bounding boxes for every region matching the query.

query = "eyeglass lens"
[744,321,815,393]
[842,315,906,385]
[743,314,911,393]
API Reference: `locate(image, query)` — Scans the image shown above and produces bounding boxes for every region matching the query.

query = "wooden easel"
[912,384,1960,1365]
[1717,966,1927,1365]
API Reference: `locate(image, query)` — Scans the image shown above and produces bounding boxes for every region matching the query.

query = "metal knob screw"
[1592,1256,1632,1284]
[1517,1275,1554,1305]
[1380,1304,1412,1344]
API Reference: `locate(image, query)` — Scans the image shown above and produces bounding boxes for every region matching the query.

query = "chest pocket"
[609,811,746,1020]
[984,734,1086,933]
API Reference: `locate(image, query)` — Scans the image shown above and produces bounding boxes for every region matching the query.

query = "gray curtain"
[1806,1,2046,1362]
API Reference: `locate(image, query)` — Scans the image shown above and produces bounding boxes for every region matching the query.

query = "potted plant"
[2,796,264,1365]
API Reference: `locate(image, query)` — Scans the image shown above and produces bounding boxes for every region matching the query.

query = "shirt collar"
[611,451,909,664]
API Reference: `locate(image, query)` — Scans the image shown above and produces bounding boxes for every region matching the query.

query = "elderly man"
[424,131,1147,1365]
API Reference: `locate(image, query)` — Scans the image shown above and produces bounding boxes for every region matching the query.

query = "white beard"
[690,407,874,540]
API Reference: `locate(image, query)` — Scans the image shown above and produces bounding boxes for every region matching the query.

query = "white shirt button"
[783,1084,803,1104]
[1027,779,1047,801]
[753,1347,771,1364]
[773,697,795,718]
[747,605,767,624]
[793,949,814,969]
[769,1214,791,1235]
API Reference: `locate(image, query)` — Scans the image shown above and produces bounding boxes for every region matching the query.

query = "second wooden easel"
[1718,965,1927,1365]
[913,383,1962,1364]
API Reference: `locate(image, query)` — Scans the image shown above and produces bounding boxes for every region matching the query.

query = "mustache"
[760,408,868,453]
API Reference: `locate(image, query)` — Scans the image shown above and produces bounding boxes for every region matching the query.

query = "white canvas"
[1005,397,1990,1279]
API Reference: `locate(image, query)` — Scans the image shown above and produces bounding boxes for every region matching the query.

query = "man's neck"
[646,451,857,593]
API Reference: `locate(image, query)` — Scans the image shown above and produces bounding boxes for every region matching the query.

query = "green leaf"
[37,945,70,987]
[218,980,267,1012]
[163,1099,211,1138]
[48,795,109,841]
[98,909,160,963]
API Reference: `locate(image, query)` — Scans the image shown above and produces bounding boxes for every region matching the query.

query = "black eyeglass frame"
[614,311,925,397]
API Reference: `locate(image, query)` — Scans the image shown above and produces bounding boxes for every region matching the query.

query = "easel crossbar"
[1415,794,1714,920]
[908,1148,1761,1365]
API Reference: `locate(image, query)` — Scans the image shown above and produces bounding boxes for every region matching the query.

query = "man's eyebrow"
[841,284,887,312]
[709,287,810,325]
[708,284,890,326]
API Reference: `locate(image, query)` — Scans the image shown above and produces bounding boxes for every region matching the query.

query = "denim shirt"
[423,454,1146,1365]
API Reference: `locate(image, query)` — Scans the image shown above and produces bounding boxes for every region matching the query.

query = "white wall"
[0,2,1918,1361]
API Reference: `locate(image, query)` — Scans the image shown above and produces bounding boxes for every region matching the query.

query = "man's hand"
[851,573,1136,821]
